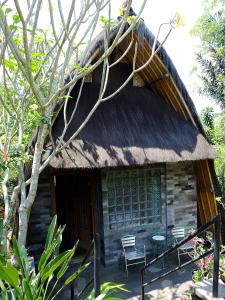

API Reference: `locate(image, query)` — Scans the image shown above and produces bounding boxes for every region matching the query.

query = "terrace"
[59,252,196,300]
[57,215,222,300]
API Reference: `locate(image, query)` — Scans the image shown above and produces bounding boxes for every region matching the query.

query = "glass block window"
[107,169,161,230]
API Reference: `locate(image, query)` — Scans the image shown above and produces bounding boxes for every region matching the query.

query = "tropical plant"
[0,215,89,299]
[0,215,125,300]
[200,108,225,199]
[189,233,214,283]
[200,107,215,144]
[189,232,225,284]
[88,282,128,300]
[191,0,225,109]
[192,0,225,239]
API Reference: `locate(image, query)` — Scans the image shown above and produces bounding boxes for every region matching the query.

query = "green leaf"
[5,8,13,14]
[44,215,57,250]
[5,60,17,72]
[13,37,21,45]
[12,236,23,270]
[11,289,17,300]
[38,225,65,272]
[9,25,17,31]
[12,237,29,279]
[41,248,75,282]
[23,278,33,300]
[0,264,19,288]
[56,262,68,281]
[63,263,89,286]
[33,35,44,43]
[1,289,9,300]
[31,52,45,58]
[13,14,20,23]
[30,62,39,73]
[56,240,78,280]
[101,283,128,294]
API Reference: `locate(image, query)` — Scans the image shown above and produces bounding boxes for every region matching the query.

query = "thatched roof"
[45,83,216,169]
[40,9,217,170]
[82,11,205,135]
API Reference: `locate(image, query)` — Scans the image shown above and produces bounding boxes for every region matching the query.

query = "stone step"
[128,279,194,300]
[195,279,225,300]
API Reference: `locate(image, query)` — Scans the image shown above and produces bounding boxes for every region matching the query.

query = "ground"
[57,253,199,299]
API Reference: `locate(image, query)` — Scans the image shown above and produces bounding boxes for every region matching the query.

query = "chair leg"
[178,249,181,267]
[118,251,123,269]
[125,261,128,278]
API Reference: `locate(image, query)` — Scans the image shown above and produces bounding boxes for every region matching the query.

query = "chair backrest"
[121,235,135,249]
[171,227,185,240]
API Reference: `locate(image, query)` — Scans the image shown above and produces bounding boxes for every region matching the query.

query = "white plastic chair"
[121,235,146,277]
[171,227,194,266]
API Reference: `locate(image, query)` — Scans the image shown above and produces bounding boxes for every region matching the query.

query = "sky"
[108,0,220,113]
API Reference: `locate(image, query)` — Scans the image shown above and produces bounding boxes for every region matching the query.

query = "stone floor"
[58,253,197,300]
[195,279,225,300]
[101,258,195,299]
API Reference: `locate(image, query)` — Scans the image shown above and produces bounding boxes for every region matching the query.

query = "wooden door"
[56,173,94,253]
[72,175,92,251]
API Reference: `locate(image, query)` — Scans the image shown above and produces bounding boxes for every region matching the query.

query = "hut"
[27,14,218,265]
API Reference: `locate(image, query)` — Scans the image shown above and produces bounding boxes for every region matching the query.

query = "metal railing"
[141,214,221,299]
[70,233,101,300]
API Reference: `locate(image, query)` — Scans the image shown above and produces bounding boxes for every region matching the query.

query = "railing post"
[94,233,101,298]
[141,270,144,300]
[213,214,221,297]
[70,282,75,300]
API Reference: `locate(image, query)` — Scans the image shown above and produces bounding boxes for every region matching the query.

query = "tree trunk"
[2,225,9,255]
[17,123,49,247]
[18,205,30,247]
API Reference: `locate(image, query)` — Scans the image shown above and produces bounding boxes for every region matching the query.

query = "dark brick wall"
[27,162,197,265]
[101,162,197,265]
[166,162,197,228]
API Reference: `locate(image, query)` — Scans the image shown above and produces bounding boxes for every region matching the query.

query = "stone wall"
[27,174,52,262]
[27,162,197,265]
[166,162,197,228]
[101,162,197,265]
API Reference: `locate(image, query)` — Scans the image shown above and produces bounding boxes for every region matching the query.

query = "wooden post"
[94,233,101,297]
[213,214,221,297]
[70,282,74,300]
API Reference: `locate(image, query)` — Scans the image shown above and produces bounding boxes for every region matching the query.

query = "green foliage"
[200,107,225,198]
[0,216,89,300]
[87,282,127,300]
[192,269,204,283]
[99,11,137,29]
[191,0,225,108]
[189,233,214,282]
[99,15,118,29]
[0,216,124,300]
[200,107,215,144]
[0,4,50,202]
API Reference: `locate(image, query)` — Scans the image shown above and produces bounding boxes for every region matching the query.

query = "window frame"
[106,168,162,230]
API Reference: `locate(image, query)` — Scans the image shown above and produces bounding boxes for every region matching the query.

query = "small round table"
[152,235,166,242]
[152,235,166,269]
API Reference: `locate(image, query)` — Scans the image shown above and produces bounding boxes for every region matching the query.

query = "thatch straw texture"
[44,83,216,169]
[82,14,205,136]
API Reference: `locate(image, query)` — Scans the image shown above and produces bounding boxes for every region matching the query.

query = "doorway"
[56,173,95,256]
